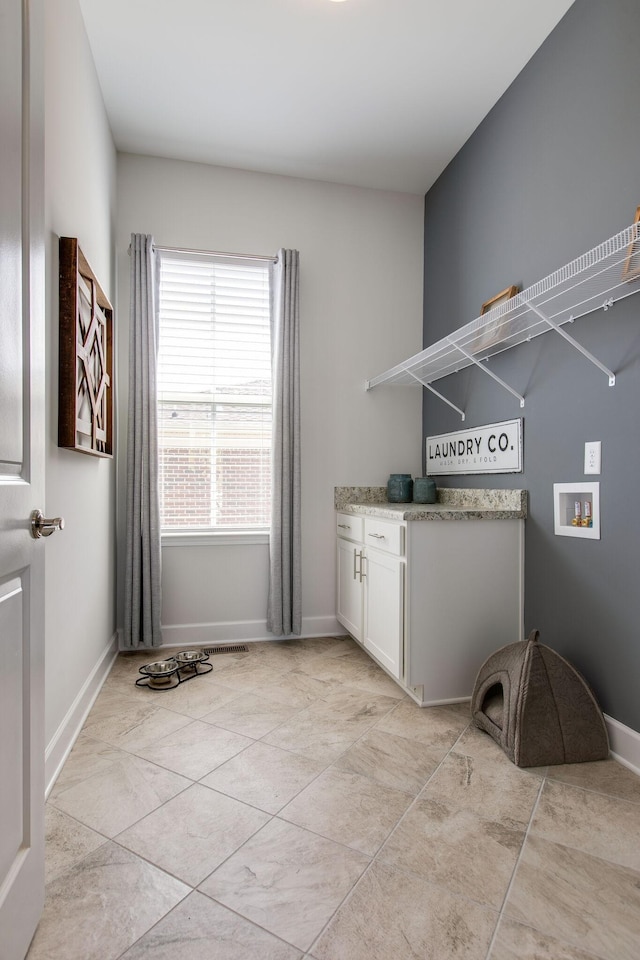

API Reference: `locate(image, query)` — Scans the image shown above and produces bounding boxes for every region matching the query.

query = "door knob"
[30,509,65,539]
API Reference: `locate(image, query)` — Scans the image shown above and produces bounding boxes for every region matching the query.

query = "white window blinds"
[157,251,272,530]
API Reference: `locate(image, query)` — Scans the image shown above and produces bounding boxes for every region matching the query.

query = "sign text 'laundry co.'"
[426,419,523,476]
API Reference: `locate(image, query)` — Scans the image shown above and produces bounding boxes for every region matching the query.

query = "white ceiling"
[78,0,574,195]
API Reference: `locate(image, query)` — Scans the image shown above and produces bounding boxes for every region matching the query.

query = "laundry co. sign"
[426,419,523,476]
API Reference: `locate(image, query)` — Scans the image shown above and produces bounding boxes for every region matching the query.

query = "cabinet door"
[336,537,363,641]
[363,549,404,679]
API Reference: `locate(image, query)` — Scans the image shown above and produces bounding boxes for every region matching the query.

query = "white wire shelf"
[365,221,640,419]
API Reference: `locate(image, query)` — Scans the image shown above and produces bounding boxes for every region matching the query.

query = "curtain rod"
[153,243,278,263]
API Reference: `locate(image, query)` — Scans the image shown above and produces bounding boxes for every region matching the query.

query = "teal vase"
[387,474,413,503]
[413,477,437,503]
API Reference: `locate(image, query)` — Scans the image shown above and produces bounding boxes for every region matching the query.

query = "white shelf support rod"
[448,339,525,407]
[405,369,465,421]
[525,301,615,385]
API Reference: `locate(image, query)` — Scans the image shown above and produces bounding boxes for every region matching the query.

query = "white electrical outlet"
[584,441,601,475]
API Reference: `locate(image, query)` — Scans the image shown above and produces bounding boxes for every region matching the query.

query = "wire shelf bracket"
[524,300,616,386]
[405,368,466,421]
[365,220,640,409]
[448,339,525,408]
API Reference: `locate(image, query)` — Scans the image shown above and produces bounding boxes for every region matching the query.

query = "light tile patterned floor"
[29,636,640,960]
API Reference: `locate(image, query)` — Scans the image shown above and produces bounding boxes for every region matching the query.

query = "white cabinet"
[336,535,364,641]
[336,513,404,680]
[362,547,403,677]
[336,510,524,704]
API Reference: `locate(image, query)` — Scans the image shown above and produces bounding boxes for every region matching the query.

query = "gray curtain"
[267,249,301,636]
[122,234,162,649]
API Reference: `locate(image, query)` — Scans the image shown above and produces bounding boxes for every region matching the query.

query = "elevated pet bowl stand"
[135,650,213,691]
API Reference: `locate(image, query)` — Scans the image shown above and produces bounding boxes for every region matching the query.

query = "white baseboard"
[45,631,119,798]
[605,714,640,776]
[159,615,343,648]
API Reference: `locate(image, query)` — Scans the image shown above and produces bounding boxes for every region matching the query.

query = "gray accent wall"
[422,0,640,732]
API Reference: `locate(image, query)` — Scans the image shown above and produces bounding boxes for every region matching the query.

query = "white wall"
[44,0,117,781]
[117,155,424,642]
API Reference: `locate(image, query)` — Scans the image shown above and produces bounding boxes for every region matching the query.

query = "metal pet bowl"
[139,659,179,677]
[173,649,208,665]
[136,659,180,688]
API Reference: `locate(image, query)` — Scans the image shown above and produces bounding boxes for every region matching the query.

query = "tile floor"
[29,636,640,960]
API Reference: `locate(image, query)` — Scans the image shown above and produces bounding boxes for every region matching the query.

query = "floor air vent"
[203,644,249,655]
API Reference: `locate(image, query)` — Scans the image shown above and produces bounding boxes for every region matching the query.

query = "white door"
[336,537,363,641]
[363,549,404,679]
[0,1,46,957]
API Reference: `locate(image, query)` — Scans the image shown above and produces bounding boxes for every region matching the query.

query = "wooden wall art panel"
[58,237,113,457]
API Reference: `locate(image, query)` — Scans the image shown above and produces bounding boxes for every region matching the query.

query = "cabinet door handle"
[359,552,366,582]
[368,532,386,539]
[353,547,358,580]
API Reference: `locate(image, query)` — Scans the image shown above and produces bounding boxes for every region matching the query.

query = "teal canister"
[387,473,413,503]
[413,477,437,504]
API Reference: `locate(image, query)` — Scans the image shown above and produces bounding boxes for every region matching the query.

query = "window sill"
[161,531,269,547]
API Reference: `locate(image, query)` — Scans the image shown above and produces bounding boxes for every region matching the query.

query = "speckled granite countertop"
[334,486,527,520]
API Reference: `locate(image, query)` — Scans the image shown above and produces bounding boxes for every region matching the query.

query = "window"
[157,251,272,535]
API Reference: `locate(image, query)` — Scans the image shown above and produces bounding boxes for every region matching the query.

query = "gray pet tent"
[471,630,609,767]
